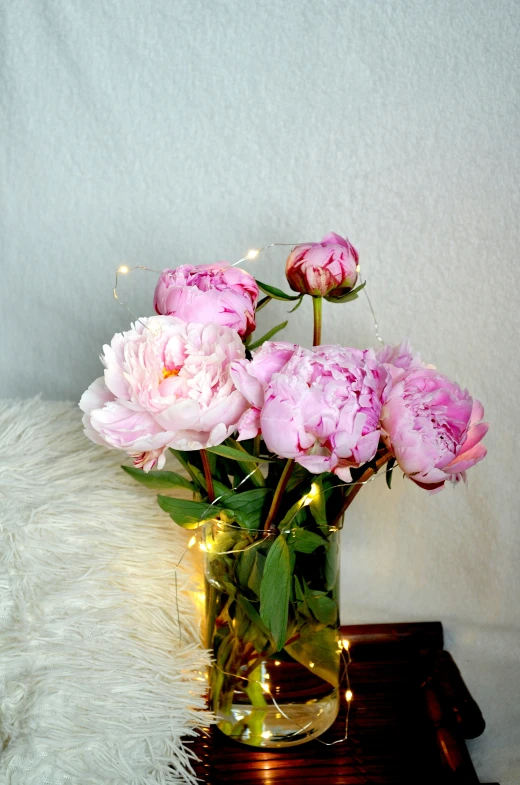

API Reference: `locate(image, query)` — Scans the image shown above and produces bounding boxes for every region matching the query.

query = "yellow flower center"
[162,367,179,380]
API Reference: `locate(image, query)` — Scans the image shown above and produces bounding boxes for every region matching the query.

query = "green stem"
[256,295,272,313]
[312,296,323,346]
[200,449,215,502]
[263,459,294,535]
[244,663,268,746]
[253,434,261,457]
[227,437,264,486]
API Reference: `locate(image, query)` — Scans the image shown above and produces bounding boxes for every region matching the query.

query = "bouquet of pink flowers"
[80,232,488,747]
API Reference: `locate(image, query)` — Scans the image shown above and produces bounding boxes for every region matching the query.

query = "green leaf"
[156,495,220,528]
[236,595,273,644]
[237,547,266,598]
[222,487,273,531]
[294,574,305,602]
[305,593,338,626]
[168,449,206,489]
[260,534,292,650]
[121,465,194,491]
[248,320,288,351]
[288,295,304,313]
[247,552,266,596]
[226,438,269,486]
[211,632,234,709]
[285,464,311,493]
[308,476,329,533]
[206,444,270,464]
[284,625,340,687]
[325,280,366,303]
[289,529,328,554]
[187,463,207,491]
[255,279,301,301]
[236,547,257,591]
[212,480,236,505]
[278,497,309,529]
[168,448,191,472]
[386,457,396,490]
[322,473,349,524]
[207,529,244,561]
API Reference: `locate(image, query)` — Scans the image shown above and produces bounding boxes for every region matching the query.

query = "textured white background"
[1,1,519,782]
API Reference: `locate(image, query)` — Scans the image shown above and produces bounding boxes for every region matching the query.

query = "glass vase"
[202,520,341,747]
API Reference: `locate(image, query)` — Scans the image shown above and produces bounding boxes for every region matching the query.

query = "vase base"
[217,688,340,748]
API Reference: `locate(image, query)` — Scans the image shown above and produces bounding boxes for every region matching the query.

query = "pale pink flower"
[79,316,248,470]
[285,232,358,298]
[154,263,259,338]
[377,339,424,376]
[380,367,488,491]
[230,341,299,411]
[231,342,389,481]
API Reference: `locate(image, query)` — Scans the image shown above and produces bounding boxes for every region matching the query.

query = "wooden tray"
[188,622,498,785]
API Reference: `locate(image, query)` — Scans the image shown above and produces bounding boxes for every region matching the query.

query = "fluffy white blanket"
[0,399,210,785]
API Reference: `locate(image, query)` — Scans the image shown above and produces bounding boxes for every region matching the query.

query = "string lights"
[112,239,385,344]
[113,264,163,334]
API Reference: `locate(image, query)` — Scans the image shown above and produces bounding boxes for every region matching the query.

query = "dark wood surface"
[188,622,498,785]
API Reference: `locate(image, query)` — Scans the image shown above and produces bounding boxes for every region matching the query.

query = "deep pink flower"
[380,367,488,491]
[231,342,389,481]
[154,263,259,338]
[285,232,358,298]
[79,316,248,470]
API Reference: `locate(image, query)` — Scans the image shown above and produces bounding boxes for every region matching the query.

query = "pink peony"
[231,342,389,481]
[377,339,424,376]
[79,316,249,470]
[380,367,488,491]
[154,263,259,339]
[285,232,359,298]
[230,341,299,440]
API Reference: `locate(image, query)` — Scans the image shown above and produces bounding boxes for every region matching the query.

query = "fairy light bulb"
[300,482,319,508]
[261,682,270,693]
[246,248,260,259]
[118,265,129,274]
[342,639,350,651]
[188,535,197,549]
[345,690,353,702]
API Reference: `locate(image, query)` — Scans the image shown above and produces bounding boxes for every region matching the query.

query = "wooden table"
[188,622,498,784]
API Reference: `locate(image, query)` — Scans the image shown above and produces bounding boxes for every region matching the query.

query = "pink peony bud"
[285,232,358,298]
[154,263,259,339]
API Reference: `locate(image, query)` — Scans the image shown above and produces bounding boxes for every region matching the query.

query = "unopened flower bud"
[285,232,358,298]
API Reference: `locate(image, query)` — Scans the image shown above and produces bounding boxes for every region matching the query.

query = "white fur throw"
[0,399,211,785]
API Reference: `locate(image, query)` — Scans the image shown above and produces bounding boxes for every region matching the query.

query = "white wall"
[1,1,519,776]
